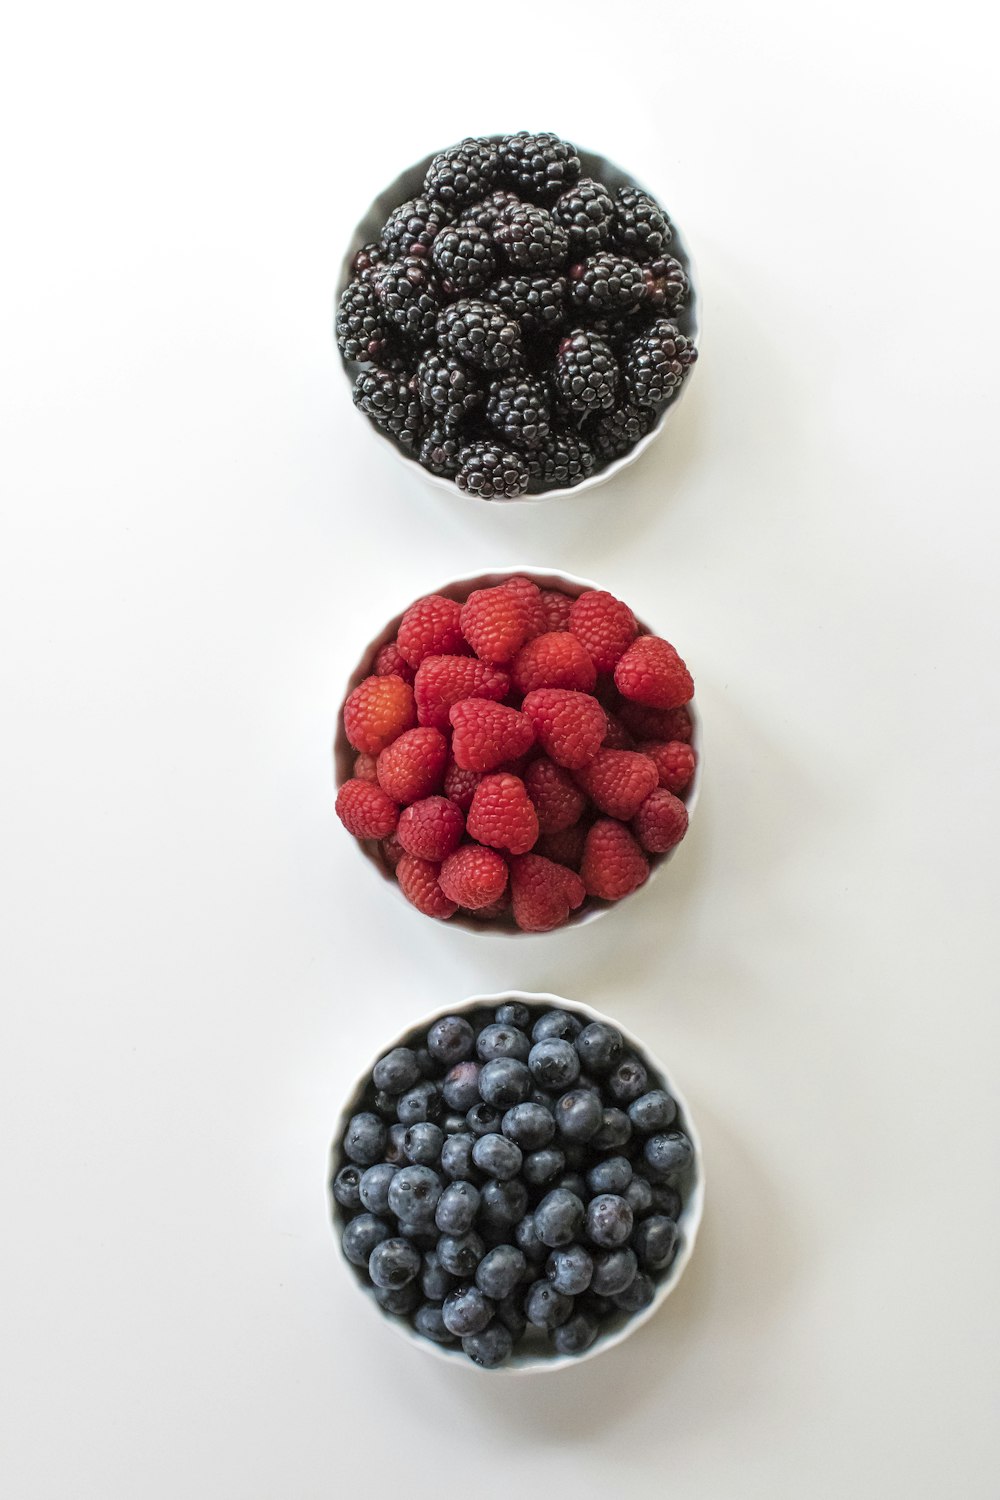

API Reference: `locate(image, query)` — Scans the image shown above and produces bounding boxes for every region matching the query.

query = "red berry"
[343,674,417,754]
[521,688,607,770]
[376,726,449,805]
[601,713,635,750]
[443,760,483,812]
[524,756,588,834]
[568,590,638,673]
[540,588,574,631]
[637,740,697,795]
[396,854,458,919]
[632,787,689,854]
[353,752,379,782]
[414,654,510,731]
[449,698,536,773]
[511,631,597,695]
[438,844,509,910]
[396,593,466,667]
[397,796,465,861]
[614,635,694,709]
[381,832,405,871]
[575,749,659,821]
[374,641,415,683]
[580,819,649,901]
[504,575,548,638]
[460,585,532,663]
[617,701,693,743]
[509,854,587,932]
[335,778,400,840]
[535,822,588,870]
[468,893,512,921]
[466,773,539,855]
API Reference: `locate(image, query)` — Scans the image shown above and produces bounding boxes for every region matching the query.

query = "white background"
[1,2,998,1495]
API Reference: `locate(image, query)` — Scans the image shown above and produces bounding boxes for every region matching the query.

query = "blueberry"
[586,1156,633,1196]
[373,1090,398,1121]
[374,1281,421,1315]
[649,1183,682,1217]
[502,1101,555,1150]
[628,1089,677,1133]
[554,1088,603,1142]
[343,1112,387,1166]
[590,1246,638,1296]
[421,1249,457,1301]
[644,1131,694,1179]
[435,1179,481,1234]
[586,1194,634,1249]
[496,1291,528,1337]
[624,1175,654,1216]
[440,1132,478,1182]
[471,1132,523,1181]
[414,1301,456,1344]
[534,1188,585,1247]
[528,1038,581,1090]
[372,1046,422,1095]
[462,1321,514,1367]
[477,1023,531,1063]
[522,1147,565,1187]
[437,1231,486,1278]
[417,1046,438,1077]
[368,1237,421,1289]
[495,1001,531,1029]
[633,1215,679,1270]
[403,1122,445,1165]
[442,1112,467,1134]
[556,1172,587,1200]
[427,1014,476,1064]
[515,1213,548,1263]
[551,1310,599,1356]
[475,1244,527,1300]
[397,1080,444,1125]
[442,1061,482,1112]
[612,1271,655,1313]
[531,1010,582,1043]
[575,1021,623,1074]
[467,1101,503,1137]
[525,1279,574,1330]
[341,1213,391,1267]
[607,1054,649,1105]
[592,1107,632,1150]
[478,1178,528,1229]
[331,1164,362,1211]
[358,1162,398,1215]
[387,1164,443,1225]
[546,1243,594,1295]
[442,1285,494,1337]
[384,1123,408,1164]
[478,1057,533,1108]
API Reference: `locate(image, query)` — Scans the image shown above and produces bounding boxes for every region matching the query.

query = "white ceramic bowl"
[334,138,699,503]
[333,566,702,935]
[328,990,704,1374]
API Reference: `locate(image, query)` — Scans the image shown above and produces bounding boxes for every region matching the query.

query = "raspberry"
[534,822,588,870]
[580,819,650,902]
[438,844,509,910]
[443,760,483,812]
[503,576,548,639]
[509,855,586,932]
[636,740,697,795]
[449,699,536,773]
[343,674,417,754]
[396,594,466,668]
[397,796,465,861]
[335,778,400,840]
[632,787,689,854]
[381,832,405,871]
[568,591,638,673]
[460,585,533,664]
[511,632,597,695]
[353,752,379,782]
[414,655,510,731]
[466,773,539,855]
[617,701,693,743]
[374,641,415,683]
[541,588,574,631]
[574,749,659,821]
[468,894,512,922]
[396,853,458,919]
[376,726,449,805]
[614,635,694,709]
[524,757,588,834]
[521,688,607,771]
[601,714,635,751]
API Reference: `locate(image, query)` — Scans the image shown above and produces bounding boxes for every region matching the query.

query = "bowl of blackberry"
[330,992,703,1371]
[335,132,698,500]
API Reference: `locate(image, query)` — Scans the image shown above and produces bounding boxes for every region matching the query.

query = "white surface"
[0,2,998,1496]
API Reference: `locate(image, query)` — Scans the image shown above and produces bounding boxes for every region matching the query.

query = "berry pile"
[336,132,696,498]
[336,576,696,930]
[331,998,697,1368]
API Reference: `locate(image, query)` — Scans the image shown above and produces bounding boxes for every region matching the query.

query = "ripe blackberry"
[424,137,501,212]
[374,257,441,344]
[526,430,596,491]
[643,254,689,314]
[436,299,523,371]
[493,203,569,273]
[336,278,392,363]
[500,132,581,204]
[380,197,449,261]
[553,329,619,415]
[486,274,567,335]
[485,374,552,450]
[553,178,615,254]
[353,367,424,448]
[419,428,465,478]
[623,319,697,408]
[590,403,656,463]
[613,187,673,258]
[568,253,648,320]
[464,189,522,232]
[430,223,497,295]
[455,441,531,500]
[416,351,483,428]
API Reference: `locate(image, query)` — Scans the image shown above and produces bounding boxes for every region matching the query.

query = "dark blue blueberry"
[592,1107,632,1150]
[462,1321,514,1367]
[395,1222,439,1250]
[478,1178,528,1229]
[546,1243,594,1295]
[467,1101,503,1137]
[386,1164,442,1225]
[612,1271,655,1313]
[586,1194,634,1248]
[590,1246,638,1296]
[437,1231,486,1277]
[369,1237,421,1289]
[435,1179,481,1234]
[442,1061,482,1112]
[624,1175,654,1216]
[427,1014,476,1064]
[554,1088,603,1142]
[633,1214,679,1270]
[471,1132,523,1181]
[403,1122,445,1165]
[628,1089,677,1133]
[442,1285,494,1337]
[551,1309,599,1355]
[343,1112,387,1166]
[643,1130,694,1179]
[374,1281,421,1314]
[440,1132,478,1182]
[531,1010,582,1043]
[525,1279,574,1330]
[442,1112,467,1134]
[534,1187,585,1247]
[415,1046,437,1078]
[478,1057,533,1108]
[556,1172,587,1200]
[515,1213,548,1263]
[475,1244,527,1300]
[607,1054,649,1105]
[586,1156,632,1196]
[414,1301,456,1344]
[496,1291,528,1337]
[373,1090,398,1121]
[530,1087,556,1109]
[396,1079,444,1125]
[649,1183,682,1217]
[522,1147,565,1187]
[528,1038,581,1090]
[331,1164,362,1211]
[384,1123,408,1164]
[495,1001,532,1029]
[574,1021,623,1074]
[421,1248,457,1301]
[358,1162,398,1215]
[502,1101,555,1150]
[372,1046,422,1095]
[476,1023,531,1063]
[341,1213,391,1267]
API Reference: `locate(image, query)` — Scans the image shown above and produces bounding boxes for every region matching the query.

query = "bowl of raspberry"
[329,991,704,1372]
[334,131,698,501]
[333,569,700,933]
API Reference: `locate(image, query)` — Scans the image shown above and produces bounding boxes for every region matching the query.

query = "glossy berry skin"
[343,1112,387,1166]
[586,1194,634,1249]
[592,1108,632,1150]
[643,1131,694,1178]
[331,1165,363,1211]
[590,1246,638,1297]
[437,1232,486,1278]
[462,1322,514,1368]
[528,1038,581,1090]
[534,1188,586,1248]
[478,1058,533,1110]
[587,1156,633,1196]
[575,1022,624,1075]
[358,1163,398,1216]
[403,1122,444,1166]
[369,1237,421,1290]
[501,1102,556,1151]
[414,1302,456,1344]
[471,1132,523,1181]
[612,1272,656,1314]
[546,1244,594,1296]
[396,1080,444,1125]
[442,1061,481,1112]
[554,1088,604,1142]
[628,1089,678,1134]
[494,1001,532,1029]
[531,1010,583,1044]
[440,1132,478,1181]
[427,1015,476,1065]
[525,1279,574,1330]
[386,1164,442,1226]
[475,1244,528,1301]
[442,1285,494,1337]
[522,1147,565,1187]
[341,1213,391,1268]
[372,1046,422,1094]
[476,1023,532,1063]
[633,1215,679,1271]
[435,1180,481,1235]
[478,1179,529,1230]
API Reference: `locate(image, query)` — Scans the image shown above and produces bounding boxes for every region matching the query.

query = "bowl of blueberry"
[334,131,698,501]
[329,992,703,1371]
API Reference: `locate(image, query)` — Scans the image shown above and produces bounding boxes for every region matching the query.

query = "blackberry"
[553,178,615,254]
[553,329,619,415]
[567,253,648,320]
[352,242,384,278]
[353,367,424,448]
[486,274,567,335]
[526,430,596,491]
[424,137,500,212]
[493,203,569,273]
[418,429,465,478]
[374,257,441,345]
[643,254,689,314]
[623,318,697,408]
[500,132,581,204]
[430,223,497,296]
[455,441,531,500]
[380,197,449,262]
[613,186,673,258]
[336,278,392,363]
[485,374,552,451]
[590,402,655,463]
[464,189,522,232]
[436,299,522,371]
[416,351,483,428]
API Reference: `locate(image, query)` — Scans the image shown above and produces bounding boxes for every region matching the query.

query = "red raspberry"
[632,787,689,854]
[575,749,659,821]
[466,773,539,855]
[343,674,417,754]
[381,832,405,871]
[460,585,532,663]
[504,576,548,638]
[396,796,465,861]
[443,760,482,812]
[601,713,635,750]
[396,854,457,919]
[374,641,415,683]
[335,778,399,840]
[521,688,607,770]
[637,740,697,795]
[510,854,587,932]
[414,655,510,731]
[524,756,588,834]
[377,726,449,806]
[469,894,512,921]
[541,588,574,631]
[580,819,649,901]
[511,631,597,695]
[617,701,693,743]
[568,590,638,673]
[614,635,694,709]
[535,822,588,870]
[438,844,509,910]
[353,752,379,782]
[396,593,466,667]
[449,699,536,772]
